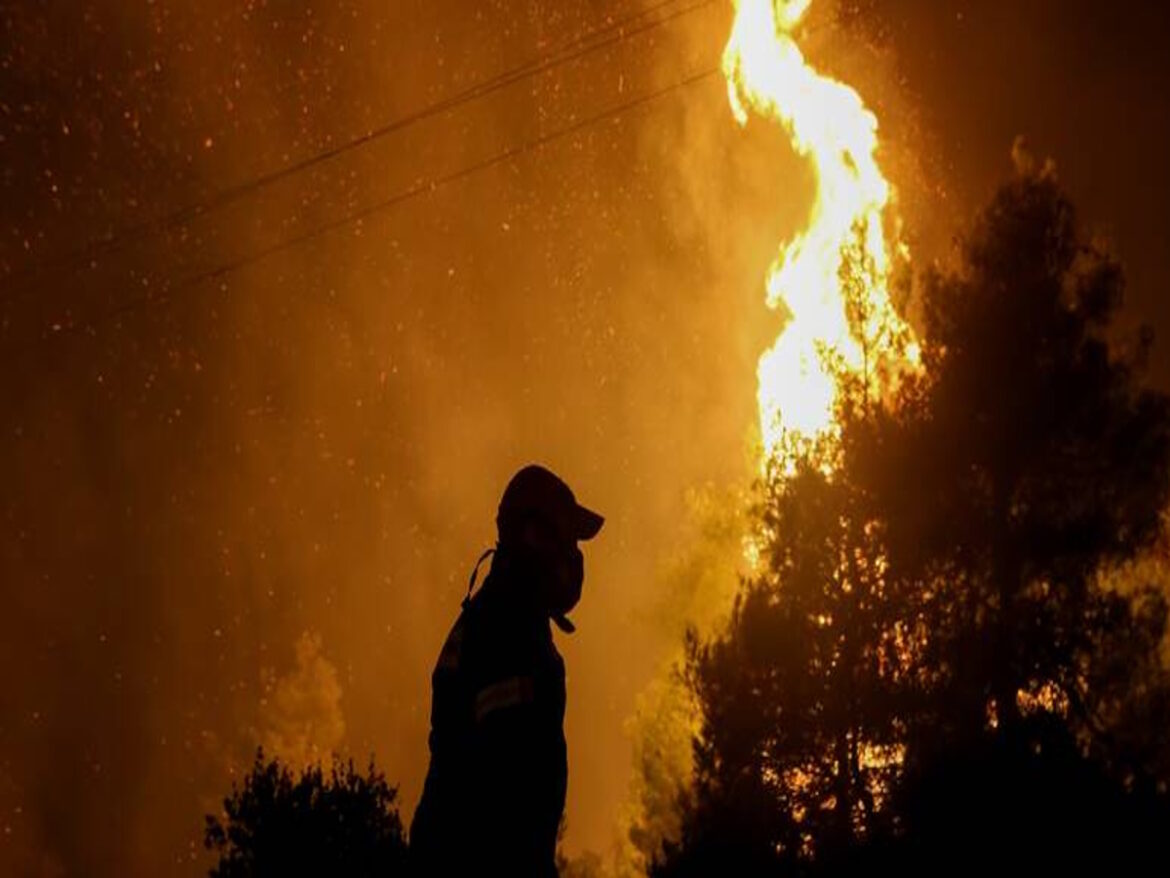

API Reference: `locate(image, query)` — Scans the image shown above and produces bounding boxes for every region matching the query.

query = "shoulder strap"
[462,547,496,610]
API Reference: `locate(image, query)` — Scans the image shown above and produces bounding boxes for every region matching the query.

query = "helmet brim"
[574,504,604,541]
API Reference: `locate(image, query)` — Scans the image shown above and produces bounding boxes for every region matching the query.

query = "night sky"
[2,1,1169,874]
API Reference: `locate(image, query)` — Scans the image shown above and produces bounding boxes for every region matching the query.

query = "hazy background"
[2,1,1168,874]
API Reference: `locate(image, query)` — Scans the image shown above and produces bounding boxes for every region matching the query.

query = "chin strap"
[462,547,496,610]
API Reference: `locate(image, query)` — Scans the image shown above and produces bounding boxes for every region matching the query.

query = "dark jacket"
[410,567,567,876]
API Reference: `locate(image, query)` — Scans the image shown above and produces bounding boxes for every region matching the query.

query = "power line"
[60,64,720,336]
[5,0,716,293]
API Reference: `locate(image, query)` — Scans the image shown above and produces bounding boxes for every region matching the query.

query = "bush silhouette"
[204,750,408,877]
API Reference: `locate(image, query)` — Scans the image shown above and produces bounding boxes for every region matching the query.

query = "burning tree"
[663,451,919,873]
[650,0,1170,868]
[852,166,1170,870]
[656,168,1170,875]
[653,222,922,871]
[864,167,1170,745]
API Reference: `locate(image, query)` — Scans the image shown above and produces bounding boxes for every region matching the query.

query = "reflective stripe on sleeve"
[473,675,535,723]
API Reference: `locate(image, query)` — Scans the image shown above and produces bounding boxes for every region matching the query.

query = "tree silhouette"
[657,167,1170,875]
[655,453,917,875]
[204,750,408,878]
[653,223,924,874]
[855,167,1170,762]
[883,709,1170,875]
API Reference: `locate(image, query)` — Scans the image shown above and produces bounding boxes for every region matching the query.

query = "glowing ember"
[723,0,918,462]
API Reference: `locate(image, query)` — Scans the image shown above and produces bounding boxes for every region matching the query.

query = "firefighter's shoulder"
[433,613,467,676]
[474,628,566,724]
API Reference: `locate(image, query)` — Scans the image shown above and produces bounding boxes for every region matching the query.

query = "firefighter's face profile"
[516,514,584,616]
[550,543,584,615]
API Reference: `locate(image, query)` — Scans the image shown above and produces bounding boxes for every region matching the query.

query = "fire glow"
[722,0,918,463]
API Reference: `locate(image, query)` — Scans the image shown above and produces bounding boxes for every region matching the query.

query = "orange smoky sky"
[2,1,1169,875]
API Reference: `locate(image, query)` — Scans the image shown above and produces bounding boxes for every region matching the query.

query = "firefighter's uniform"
[410,569,568,876]
[410,465,602,876]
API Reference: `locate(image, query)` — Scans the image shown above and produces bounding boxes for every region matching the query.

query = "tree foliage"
[861,169,1170,742]
[656,169,1170,876]
[204,750,408,878]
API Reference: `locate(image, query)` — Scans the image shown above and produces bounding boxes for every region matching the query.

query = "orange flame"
[723,0,918,464]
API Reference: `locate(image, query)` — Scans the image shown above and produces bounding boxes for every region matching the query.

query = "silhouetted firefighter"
[410,465,603,876]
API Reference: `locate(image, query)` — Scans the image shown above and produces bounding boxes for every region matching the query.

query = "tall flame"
[723,0,917,462]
